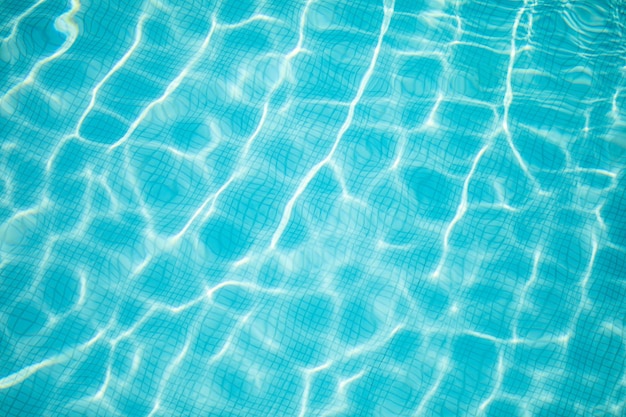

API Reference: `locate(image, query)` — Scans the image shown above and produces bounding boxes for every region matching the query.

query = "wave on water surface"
[1,0,626,416]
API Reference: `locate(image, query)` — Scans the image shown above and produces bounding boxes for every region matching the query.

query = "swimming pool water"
[1,0,626,416]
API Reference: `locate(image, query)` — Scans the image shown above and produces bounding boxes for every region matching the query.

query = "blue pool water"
[1,0,626,415]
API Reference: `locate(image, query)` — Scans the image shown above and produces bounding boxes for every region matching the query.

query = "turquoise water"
[1,0,626,415]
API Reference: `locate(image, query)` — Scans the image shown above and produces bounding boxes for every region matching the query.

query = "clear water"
[1,0,626,416]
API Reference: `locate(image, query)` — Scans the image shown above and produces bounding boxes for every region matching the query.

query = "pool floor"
[1,0,626,416]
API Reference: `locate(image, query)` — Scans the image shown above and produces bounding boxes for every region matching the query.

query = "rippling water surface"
[1,0,626,416]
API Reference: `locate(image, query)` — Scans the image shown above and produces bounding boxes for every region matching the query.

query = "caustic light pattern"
[1,0,626,416]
